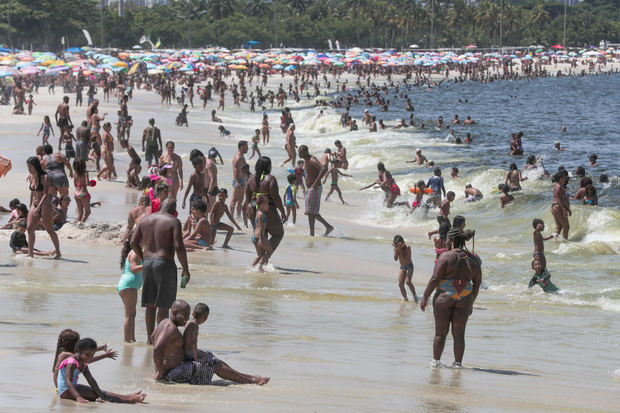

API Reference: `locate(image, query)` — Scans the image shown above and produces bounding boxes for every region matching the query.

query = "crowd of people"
[1,56,615,403]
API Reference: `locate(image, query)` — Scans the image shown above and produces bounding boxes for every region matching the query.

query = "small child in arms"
[393,235,418,302]
[251,196,273,271]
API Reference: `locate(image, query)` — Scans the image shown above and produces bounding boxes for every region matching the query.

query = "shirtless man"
[420,228,482,368]
[298,145,333,236]
[406,149,429,166]
[463,184,483,202]
[231,141,248,218]
[142,118,162,167]
[55,96,73,137]
[182,157,207,210]
[280,124,297,167]
[131,200,189,344]
[159,141,183,199]
[122,195,151,244]
[204,149,219,206]
[75,121,90,162]
[151,300,269,385]
[334,140,348,170]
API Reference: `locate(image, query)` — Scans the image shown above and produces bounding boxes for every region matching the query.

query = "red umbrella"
[465,44,477,49]
[551,44,564,49]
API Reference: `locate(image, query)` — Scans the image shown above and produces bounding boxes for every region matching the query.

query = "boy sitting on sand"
[393,235,418,302]
[10,221,54,256]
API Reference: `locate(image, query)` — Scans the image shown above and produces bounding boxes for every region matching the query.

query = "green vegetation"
[0,0,618,50]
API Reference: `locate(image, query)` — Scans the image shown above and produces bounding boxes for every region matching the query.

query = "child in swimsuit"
[37,115,55,146]
[248,129,261,160]
[251,196,273,272]
[117,233,143,342]
[393,235,418,302]
[284,174,299,224]
[529,259,559,293]
[532,218,553,270]
[56,337,146,403]
[183,200,212,250]
[72,159,91,223]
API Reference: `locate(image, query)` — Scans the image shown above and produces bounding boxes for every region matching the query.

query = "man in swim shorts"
[420,228,482,368]
[55,96,73,137]
[142,118,162,167]
[151,300,269,385]
[299,145,333,236]
[131,200,189,344]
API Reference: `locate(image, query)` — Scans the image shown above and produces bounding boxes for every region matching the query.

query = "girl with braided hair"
[420,228,482,368]
[52,329,117,386]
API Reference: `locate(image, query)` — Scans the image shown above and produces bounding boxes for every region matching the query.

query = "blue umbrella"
[65,47,83,53]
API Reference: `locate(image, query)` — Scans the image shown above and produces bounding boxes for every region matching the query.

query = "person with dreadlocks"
[420,227,482,368]
[52,329,117,387]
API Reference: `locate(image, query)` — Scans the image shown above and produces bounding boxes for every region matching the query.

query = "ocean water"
[1,73,619,412]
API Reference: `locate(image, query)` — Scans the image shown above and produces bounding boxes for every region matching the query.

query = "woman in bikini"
[97,122,117,180]
[159,141,183,199]
[26,156,61,259]
[73,158,91,222]
[420,228,482,368]
[551,171,571,239]
[261,114,270,144]
[243,156,286,257]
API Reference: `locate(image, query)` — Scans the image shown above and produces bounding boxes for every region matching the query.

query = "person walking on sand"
[420,228,482,368]
[55,96,73,138]
[142,118,162,167]
[130,199,190,344]
[298,145,333,236]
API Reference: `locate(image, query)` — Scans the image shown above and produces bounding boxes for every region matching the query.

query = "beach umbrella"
[272,64,283,69]
[551,44,563,49]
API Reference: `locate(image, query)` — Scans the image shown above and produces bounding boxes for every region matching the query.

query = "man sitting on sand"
[151,299,269,386]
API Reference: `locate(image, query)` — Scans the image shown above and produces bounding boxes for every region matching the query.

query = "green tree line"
[0,0,618,51]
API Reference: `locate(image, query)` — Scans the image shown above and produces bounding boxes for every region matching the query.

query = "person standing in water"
[420,228,482,368]
[298,145,334,236]
[393,235,418,302]
[551,171,571,240]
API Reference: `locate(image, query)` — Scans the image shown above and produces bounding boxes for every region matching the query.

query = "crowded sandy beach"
[1,44,620,412]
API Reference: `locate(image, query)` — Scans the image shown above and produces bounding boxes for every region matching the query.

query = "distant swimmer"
[406,149,429,166]
[420,228,482,368]
[463,184,483,202]
[463,116,476,125]
[554,141,564,151]
[450,167,459,179]
[392,235,418,302]
[551,171,571,239]
[498,184,513,208]
[589,153,599,167]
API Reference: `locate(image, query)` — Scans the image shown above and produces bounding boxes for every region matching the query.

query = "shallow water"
[1,73,620,411]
